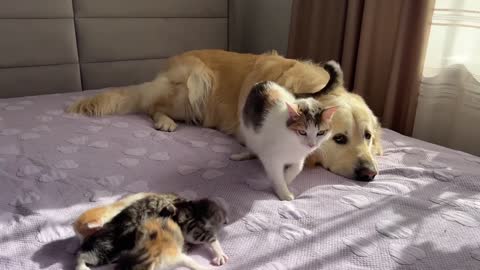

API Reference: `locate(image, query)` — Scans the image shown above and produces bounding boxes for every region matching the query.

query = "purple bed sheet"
[1,91,480,270]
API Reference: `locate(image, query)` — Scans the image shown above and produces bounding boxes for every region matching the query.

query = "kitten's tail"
[297,60,344,98]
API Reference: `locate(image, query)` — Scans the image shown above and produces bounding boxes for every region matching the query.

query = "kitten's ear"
[286,102,299,119]
[322,107,338,122]
[86,221,103,229]
[159,204,177,217]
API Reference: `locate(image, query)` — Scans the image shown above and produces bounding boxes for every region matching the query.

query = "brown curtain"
[287,0,435,135]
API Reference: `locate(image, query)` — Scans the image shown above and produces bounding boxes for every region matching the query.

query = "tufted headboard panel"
[0,0,228,98]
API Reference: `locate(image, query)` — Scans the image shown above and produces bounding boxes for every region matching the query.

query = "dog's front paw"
[154,117,177,132]
[211,253,229,266]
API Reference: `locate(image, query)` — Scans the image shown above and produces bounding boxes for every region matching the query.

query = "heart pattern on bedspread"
[1,91,480,270]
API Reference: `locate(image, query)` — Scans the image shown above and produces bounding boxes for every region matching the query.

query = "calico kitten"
[73,192,156,241]
[75,196,228,270]
[75,193,181,270]
[231,81,337,201]
[114,217,210,270]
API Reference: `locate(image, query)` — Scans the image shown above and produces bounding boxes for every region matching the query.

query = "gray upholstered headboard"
[0,0,228,98]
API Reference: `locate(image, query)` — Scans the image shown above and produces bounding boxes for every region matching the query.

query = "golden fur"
[68,49,382,179]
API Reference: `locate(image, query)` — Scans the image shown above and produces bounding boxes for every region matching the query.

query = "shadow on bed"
[32,237,78,269]
[217,178,480,269]
[7,159,479,269]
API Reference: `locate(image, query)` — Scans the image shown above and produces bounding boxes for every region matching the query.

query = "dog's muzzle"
[354,160,377,181]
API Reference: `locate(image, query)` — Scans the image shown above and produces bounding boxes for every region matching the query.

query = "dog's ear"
[372,120,383,156]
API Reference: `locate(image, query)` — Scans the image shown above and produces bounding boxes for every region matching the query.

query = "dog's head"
[277,59,382,181]
[308,93,382,181]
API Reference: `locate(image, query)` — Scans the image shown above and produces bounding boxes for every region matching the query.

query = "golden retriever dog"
[68,50,382,181]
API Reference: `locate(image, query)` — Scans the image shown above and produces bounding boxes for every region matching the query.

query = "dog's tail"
[297,60,344,99]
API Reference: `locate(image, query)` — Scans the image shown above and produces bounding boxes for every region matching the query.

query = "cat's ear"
[86,221,103,229]
[286,102,299,119]
[159,204,177,217]
[322,107,338,122]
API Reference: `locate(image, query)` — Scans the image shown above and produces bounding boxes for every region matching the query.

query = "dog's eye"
[297,130,307,136]
[333,134,348,145]
[317,130,327,136]
[365,131,372,140]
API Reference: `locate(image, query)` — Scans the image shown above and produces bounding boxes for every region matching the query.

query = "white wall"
[229,0,292,55]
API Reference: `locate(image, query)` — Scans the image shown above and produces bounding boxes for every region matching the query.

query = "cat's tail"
[297,60,344,98]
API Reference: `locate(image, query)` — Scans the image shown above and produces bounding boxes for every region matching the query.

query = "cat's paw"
[229,153,245,161]
[211,253,229,266]
[229,151,255,161]
[278,191,295,201]
[154,117,177,132]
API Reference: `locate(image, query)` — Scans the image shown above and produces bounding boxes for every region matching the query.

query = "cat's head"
[175,198,228,229]
[286,99,337,149]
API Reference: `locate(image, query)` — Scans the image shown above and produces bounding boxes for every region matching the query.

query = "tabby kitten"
[173,198,229,266]
[114,217,210,270]
[232,81,337,201]
[75,193,181,270]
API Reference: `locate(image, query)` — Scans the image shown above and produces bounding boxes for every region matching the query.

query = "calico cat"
[231,81,337,201]
[114,217,210,270]
[73,192,156,241]
[75,195,228,270]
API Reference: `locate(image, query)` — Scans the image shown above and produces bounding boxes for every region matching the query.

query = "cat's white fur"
[232,82,336,201]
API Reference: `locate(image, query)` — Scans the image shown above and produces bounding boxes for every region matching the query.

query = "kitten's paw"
[211,253,229,266]
[154,117,177,132]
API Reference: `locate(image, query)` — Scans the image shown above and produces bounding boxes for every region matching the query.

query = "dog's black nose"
[354,167,377,181]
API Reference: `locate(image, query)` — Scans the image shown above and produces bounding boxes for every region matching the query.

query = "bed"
[1,90,480,270]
